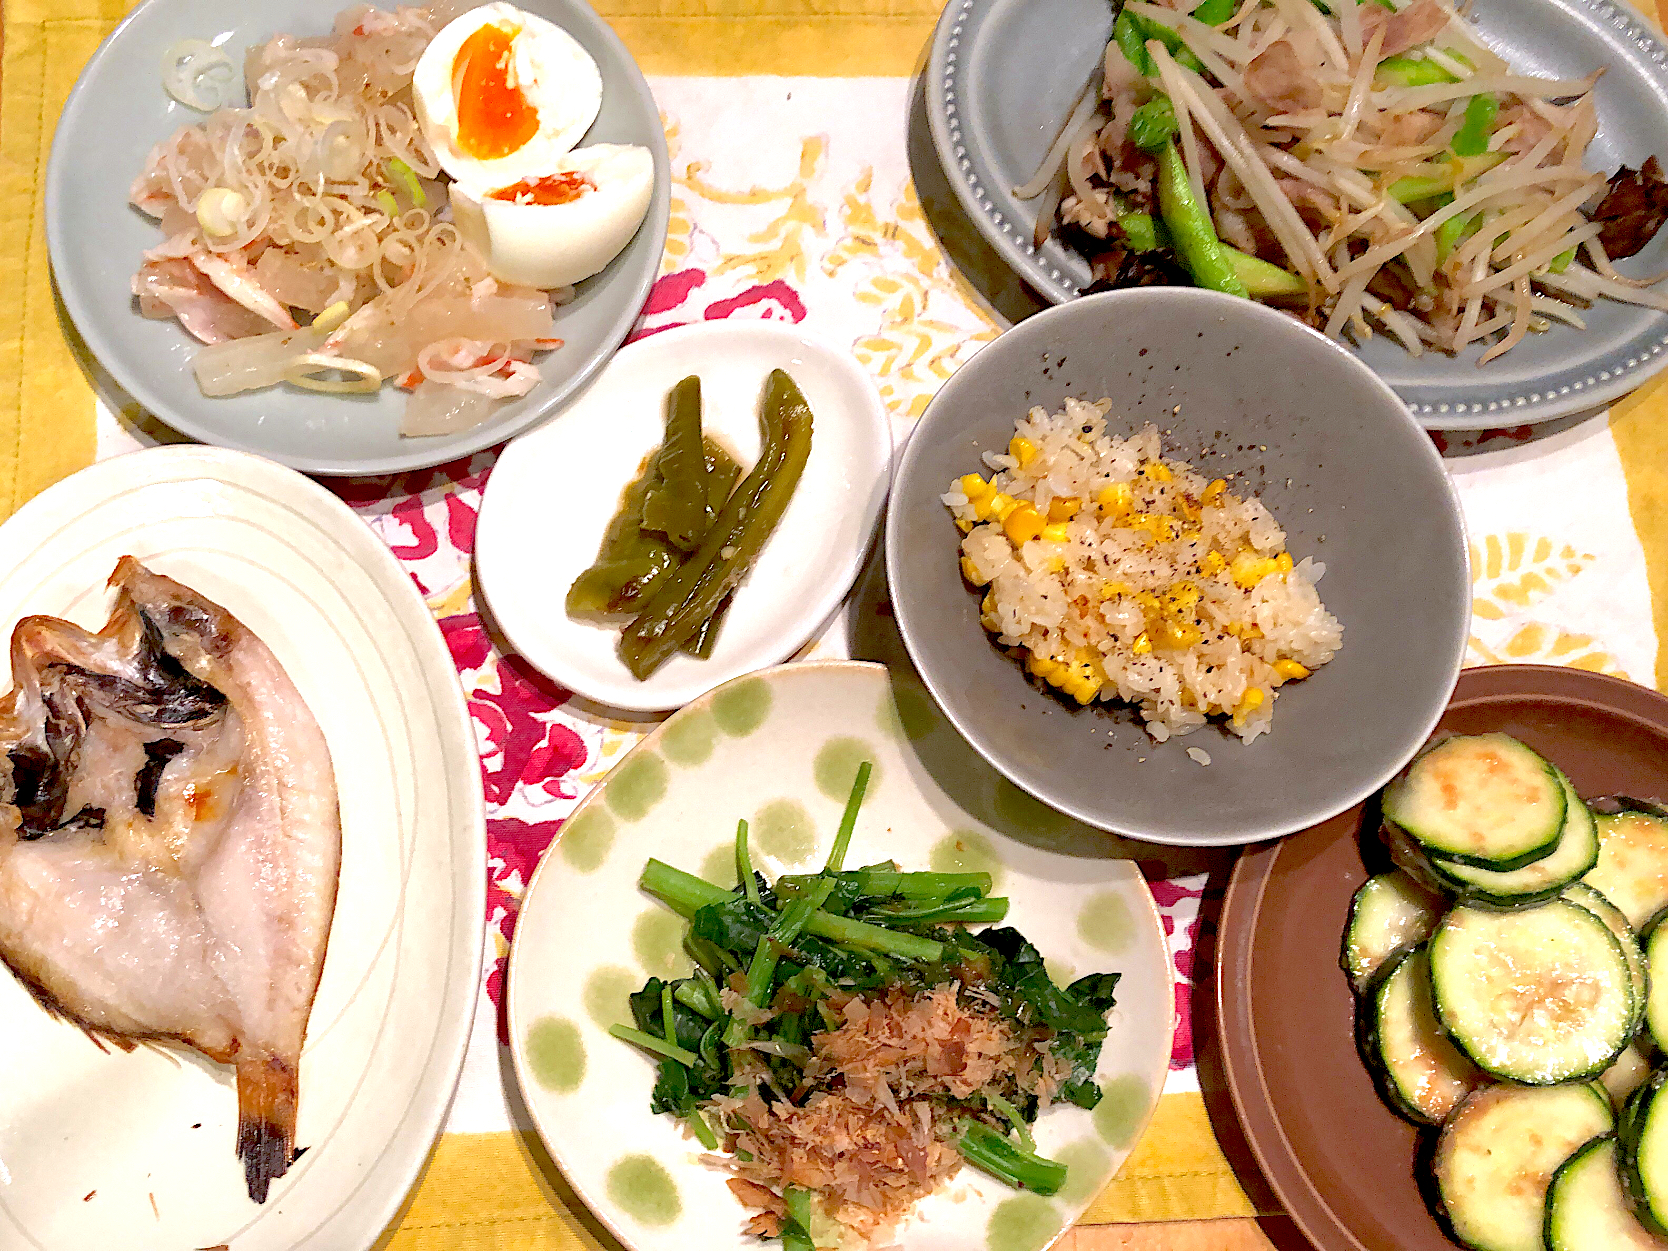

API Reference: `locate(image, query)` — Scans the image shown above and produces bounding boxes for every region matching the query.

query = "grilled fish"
[0,558,340,1202]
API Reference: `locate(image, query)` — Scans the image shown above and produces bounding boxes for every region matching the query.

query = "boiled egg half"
[450,143,655,288]
[412,1,602,189]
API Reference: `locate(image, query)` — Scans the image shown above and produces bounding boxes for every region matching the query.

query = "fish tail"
[235,1053,299,1204]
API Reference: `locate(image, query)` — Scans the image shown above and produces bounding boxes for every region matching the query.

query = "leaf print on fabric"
[680,137,827,283]
[1471,625,1627,676]
[825,172,1000,418]
[1469,533,1592,620]
[1465,532,1627,679]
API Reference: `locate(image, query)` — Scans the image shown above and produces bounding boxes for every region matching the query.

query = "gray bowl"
[45,0,669,475]
[886,289,1470,846]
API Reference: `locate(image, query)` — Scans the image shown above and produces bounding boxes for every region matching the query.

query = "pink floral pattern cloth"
[331,268,1211,1068]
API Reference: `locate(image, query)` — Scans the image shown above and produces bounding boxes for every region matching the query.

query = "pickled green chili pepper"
[677,444,741,657]
[1156,141,1248,297]
[1452,94,1498,158]
[619,370,814,679]
[566,457,683,617]
[641,375,709,551]
[1190,0,1236,24]
[684,593,733,658]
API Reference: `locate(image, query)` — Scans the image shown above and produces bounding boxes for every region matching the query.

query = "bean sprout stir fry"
[1024,0,1668,361]
[131,3,566,436]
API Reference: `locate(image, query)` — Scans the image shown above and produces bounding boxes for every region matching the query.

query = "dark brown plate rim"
[1217,663,1668,1251]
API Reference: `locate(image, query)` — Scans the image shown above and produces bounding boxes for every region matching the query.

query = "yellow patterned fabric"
[4,0,1668,1245]
[377,1095,1257,1249]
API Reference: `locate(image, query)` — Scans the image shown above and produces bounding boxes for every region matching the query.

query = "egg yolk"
[489,172,595,205]
[452,23,539,161]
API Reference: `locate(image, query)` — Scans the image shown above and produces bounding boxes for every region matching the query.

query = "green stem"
[865,897,1011,925]
[685,1111,719,1150]
[1157,141,1248,297]
[955,1122,1068,1196]
[824,761,873,874]
[737,819,760,905]
[609,1024,699,1067]
[985,1093,1036,1152]
[640,859,945,960]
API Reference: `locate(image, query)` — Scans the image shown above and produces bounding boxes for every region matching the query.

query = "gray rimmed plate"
[45,0,669,475]
[925,0,1668,428]
[886,287,1471,846]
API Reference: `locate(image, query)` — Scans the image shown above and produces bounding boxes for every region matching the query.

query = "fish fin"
[235,1053,299,1204]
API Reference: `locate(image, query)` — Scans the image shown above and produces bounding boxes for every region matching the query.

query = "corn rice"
[942,399,1343,744]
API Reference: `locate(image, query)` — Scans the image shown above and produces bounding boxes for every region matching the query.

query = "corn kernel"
[1127,512,1179,543]
[1099,580,1130,601]
[1176,493,1201,522]
[1131,632,1153,655]
[1097,482,1133,515]
[1232,687,1266,723]
[1276,552,1294,574]
[960,555,987,585]
[1003,503,1045,544]
[1010,436,1037,467]
[1143,462,1173,483]
[1165,581,1201,615]
[1200,550,1227,576]
[1274,659,1310,680]
[955,517,974,533]
[1152,619,1204,650]
[1225,621,1264,640]
[980,591,1001,632]
[1041,522,1072,543]
[1047,497,1081,523]
[1201,479,1228,506]
[1230,551,1279,589]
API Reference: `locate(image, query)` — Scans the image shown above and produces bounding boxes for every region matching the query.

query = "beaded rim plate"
[924,0,1668,428]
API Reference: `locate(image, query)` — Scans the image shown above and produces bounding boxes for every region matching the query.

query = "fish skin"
[0,557,341,1203]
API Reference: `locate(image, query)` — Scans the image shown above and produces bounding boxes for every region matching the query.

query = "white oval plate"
[0,447,485,1251]
[475,322,892,711]
[507,661,1172,1251]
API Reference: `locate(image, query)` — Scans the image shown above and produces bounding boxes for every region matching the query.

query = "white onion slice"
[161,40,238,112]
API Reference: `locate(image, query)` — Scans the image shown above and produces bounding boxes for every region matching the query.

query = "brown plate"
[1218,664,1668,1251]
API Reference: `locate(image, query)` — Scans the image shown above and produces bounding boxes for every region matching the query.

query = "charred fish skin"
[0,557,341,1204]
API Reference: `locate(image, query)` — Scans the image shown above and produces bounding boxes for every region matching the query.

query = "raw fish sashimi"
[0,558,340,1203]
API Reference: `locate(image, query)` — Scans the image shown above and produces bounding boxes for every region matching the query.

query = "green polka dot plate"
[507,660,1172,1251]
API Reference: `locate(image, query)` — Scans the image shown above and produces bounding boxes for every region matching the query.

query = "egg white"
[412,1,602,189]
[451,143,655,289]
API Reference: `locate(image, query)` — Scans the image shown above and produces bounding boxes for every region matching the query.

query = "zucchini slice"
[1602,1043,1656,1108]
[1565,882,1649,1033]
[1435,1082,1614,1251]
[1546,1135,1665,1251]
[1585,807,1668,930]
[1430,899,1634,1083]
[1644,912,1668,1053]
[1421,778,1599,906]
[1621,1069,1668,1237]
[1360,945,1481,1125]
[1342,872,1443,991]
[1385,733,1566,871]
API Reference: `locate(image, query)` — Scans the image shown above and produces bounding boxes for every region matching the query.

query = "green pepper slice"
[641,375,709,551]
[619,370,814,679]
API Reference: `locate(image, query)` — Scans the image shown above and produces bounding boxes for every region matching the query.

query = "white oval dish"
[475,321,892,712]
[0,446,485,1251]
[506,660,1173,1251]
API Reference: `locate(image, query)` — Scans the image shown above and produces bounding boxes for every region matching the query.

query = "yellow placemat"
[375,1094,1259,1250]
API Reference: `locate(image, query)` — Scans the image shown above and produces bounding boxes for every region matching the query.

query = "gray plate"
[46,0,669,475]
[885,288,1470,846]
[926,0,1668,428]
